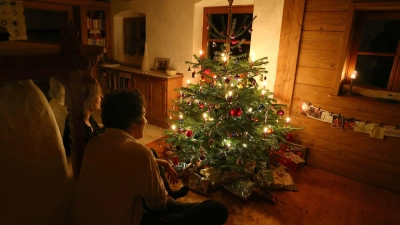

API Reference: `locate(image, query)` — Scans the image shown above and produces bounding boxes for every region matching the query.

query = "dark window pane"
[208,14,228,39]
[230,14,253,41]
[359,19,400,54]
[354,55,394,89]
[207,13,253,41]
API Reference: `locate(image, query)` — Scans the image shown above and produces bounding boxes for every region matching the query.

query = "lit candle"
[261,90,266,98]
[179,114,183,119]
[187,79,191,87]
[263,127,268,139]
[203,113,207,125]
[223,56,227,66]
[248,107,252,112]
[171,124,176,135]
[263,80,267,90]
[348,71,357,95]
[285,117,290,127]
[200,50,203,60]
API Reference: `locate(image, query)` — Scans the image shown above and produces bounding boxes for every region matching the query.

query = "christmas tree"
[164,0,302,174]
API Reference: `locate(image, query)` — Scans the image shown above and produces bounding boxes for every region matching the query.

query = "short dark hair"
[101,89,146,130]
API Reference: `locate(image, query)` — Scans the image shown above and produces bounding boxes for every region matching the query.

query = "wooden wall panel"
[305,0,351,11]
[295,67,337,88]
[303,12,348,31]
[298,49,340,70]
[279,0,400,193]
[301,31,344,51]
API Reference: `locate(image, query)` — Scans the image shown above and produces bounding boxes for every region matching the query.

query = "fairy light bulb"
[248,107,252,112]
[179,114,183,119]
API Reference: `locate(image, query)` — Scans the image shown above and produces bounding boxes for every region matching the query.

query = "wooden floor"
[147,141,400,225]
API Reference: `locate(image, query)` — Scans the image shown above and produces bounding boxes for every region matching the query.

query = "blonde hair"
[83,82,102,112]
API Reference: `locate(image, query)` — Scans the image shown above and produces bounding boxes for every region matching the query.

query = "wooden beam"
[274,0,306,108]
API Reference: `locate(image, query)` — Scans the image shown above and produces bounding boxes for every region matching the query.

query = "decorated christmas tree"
[164,0,302,176]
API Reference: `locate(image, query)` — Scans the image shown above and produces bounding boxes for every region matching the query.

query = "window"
[202,5,253,59]
[123,17,146,56]
[346,11,400,92]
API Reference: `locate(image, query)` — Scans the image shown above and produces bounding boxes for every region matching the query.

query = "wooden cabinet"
[99,66,183,128]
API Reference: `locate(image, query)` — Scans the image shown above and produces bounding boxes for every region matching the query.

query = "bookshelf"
[74,3,112,59]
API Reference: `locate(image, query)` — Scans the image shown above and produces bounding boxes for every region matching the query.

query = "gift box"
[279,142,307,160]
[271,149,305,172]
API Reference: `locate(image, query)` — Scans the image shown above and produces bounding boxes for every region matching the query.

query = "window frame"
[346,10,400,92]
[202,5,254,58]
[337,1,400,96]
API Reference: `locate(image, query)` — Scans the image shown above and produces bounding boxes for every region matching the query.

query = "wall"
[275,0,400,193]
[110,0,283,91]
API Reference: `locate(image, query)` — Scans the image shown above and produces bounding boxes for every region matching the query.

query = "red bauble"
[229,108,236,116]
[200,155,205,160]
[185,129,193,138]
[203,69,211,74]
[285,133,294,142]
[199,102,205,109]
[234,107,243,116]
[225,77,231,84]
[178,128,184,134]
[277,109,285,117]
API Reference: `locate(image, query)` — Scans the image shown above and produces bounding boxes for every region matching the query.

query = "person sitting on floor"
[48,76,67,137]
[73,89,229,225]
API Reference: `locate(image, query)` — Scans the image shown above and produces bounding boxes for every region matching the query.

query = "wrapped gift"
[279,142,307,160]
[271,149,305,172]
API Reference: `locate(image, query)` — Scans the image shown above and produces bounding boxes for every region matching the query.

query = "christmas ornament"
[188,66,191,71]
[249,28,253,34]
[229,108,236,117]
[212,41,217,47]
[231,40,237,45]
[277,109,285,117]
[203,69,211,74]
[234,74,240,79]
[200,155,205,160]
[199,102,205,109]
[234,107,242,117]
[178,128,184,134]
[185,129,193,138]
[230,34,235,39]
[225,77,231,84]
[285,133,294,142]
[192,71,196,78]
[187,101,192,106]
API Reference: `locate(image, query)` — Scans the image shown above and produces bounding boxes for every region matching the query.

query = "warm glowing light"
[179,114,183,119]
[203,113,207,119]
[171,125,176,130]
[248,107,252,112]
[263,80,267,88]
[351,71,357,79]
[243,144,247,148]
[187,79,190,85]
[200,50,203,56]
[227,143,231,147]
[228,91,233,97]
[263,127,268,133]
[223,56,227,62]
[261,90,266,96]
[286,117,291,123]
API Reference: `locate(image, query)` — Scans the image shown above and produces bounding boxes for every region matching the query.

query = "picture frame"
[154,57,170,72]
